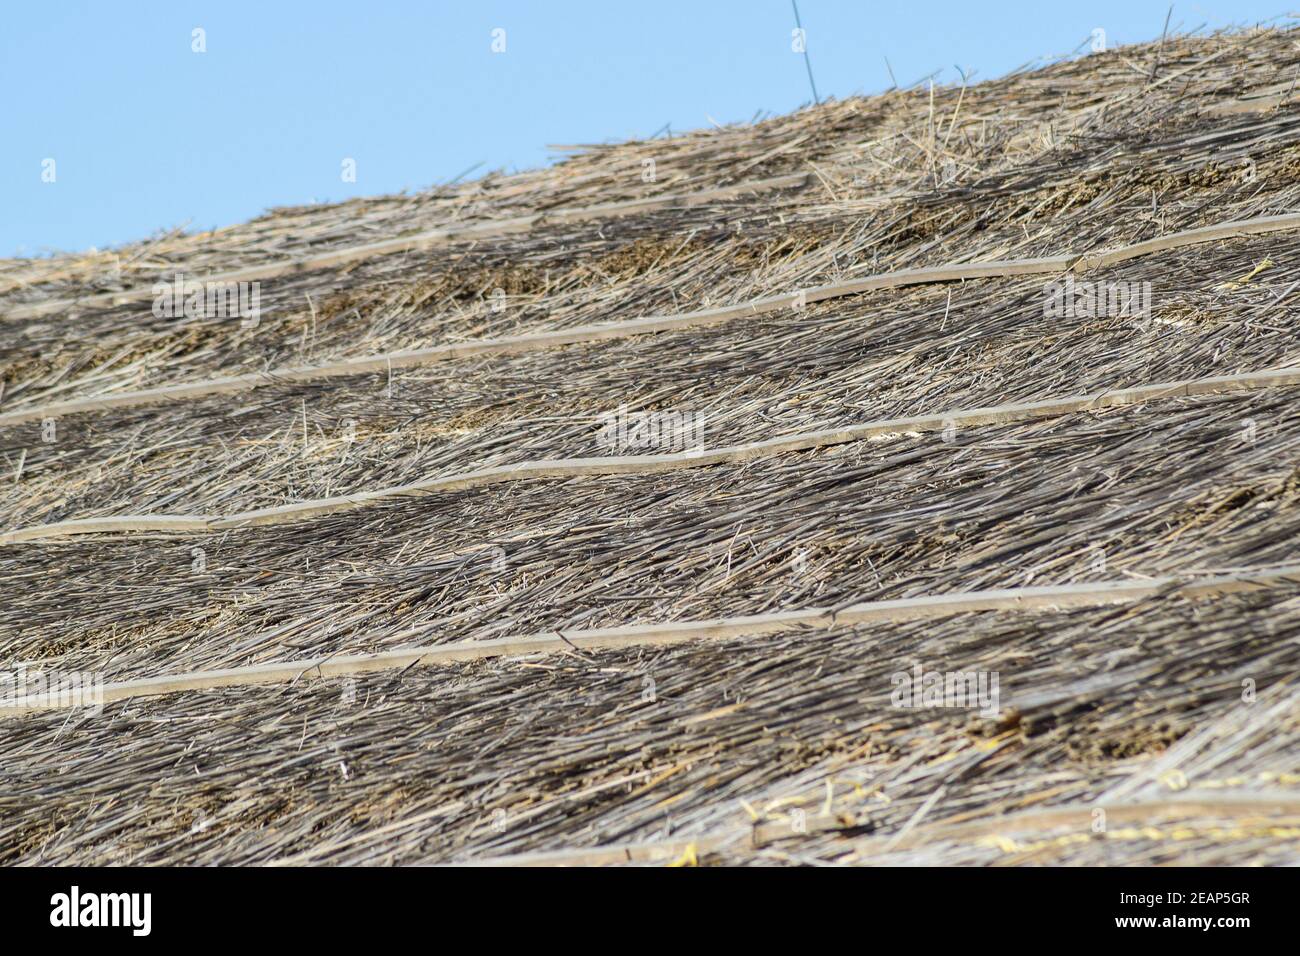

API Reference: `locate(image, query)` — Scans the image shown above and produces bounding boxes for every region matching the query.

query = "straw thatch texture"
[1,228,1297,530]
[4,386,1299,683]
[1,583,1297,865]
[3,25,1300,866]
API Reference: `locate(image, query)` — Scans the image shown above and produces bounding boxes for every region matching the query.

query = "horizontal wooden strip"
[4,364,1297,544]
[1207,81,1300,116]
[0,172,811,322]
[1073,212,1300,270]
[5,566,1297,715]
[0,514,210,543]
[463,792,1300,866]
[855,792,1300,853]
[7,204,1300,425]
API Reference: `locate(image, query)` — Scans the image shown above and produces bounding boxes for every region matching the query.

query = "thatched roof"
[3,25,1300,865]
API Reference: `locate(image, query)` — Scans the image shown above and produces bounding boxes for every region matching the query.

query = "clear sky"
[3,1,1291,257]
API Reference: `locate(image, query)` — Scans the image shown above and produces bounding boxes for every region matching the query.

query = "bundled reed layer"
[5,388,1300,686]
[2,584,1298,865]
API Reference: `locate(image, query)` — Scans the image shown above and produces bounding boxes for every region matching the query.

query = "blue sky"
[3,1,1291,257]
